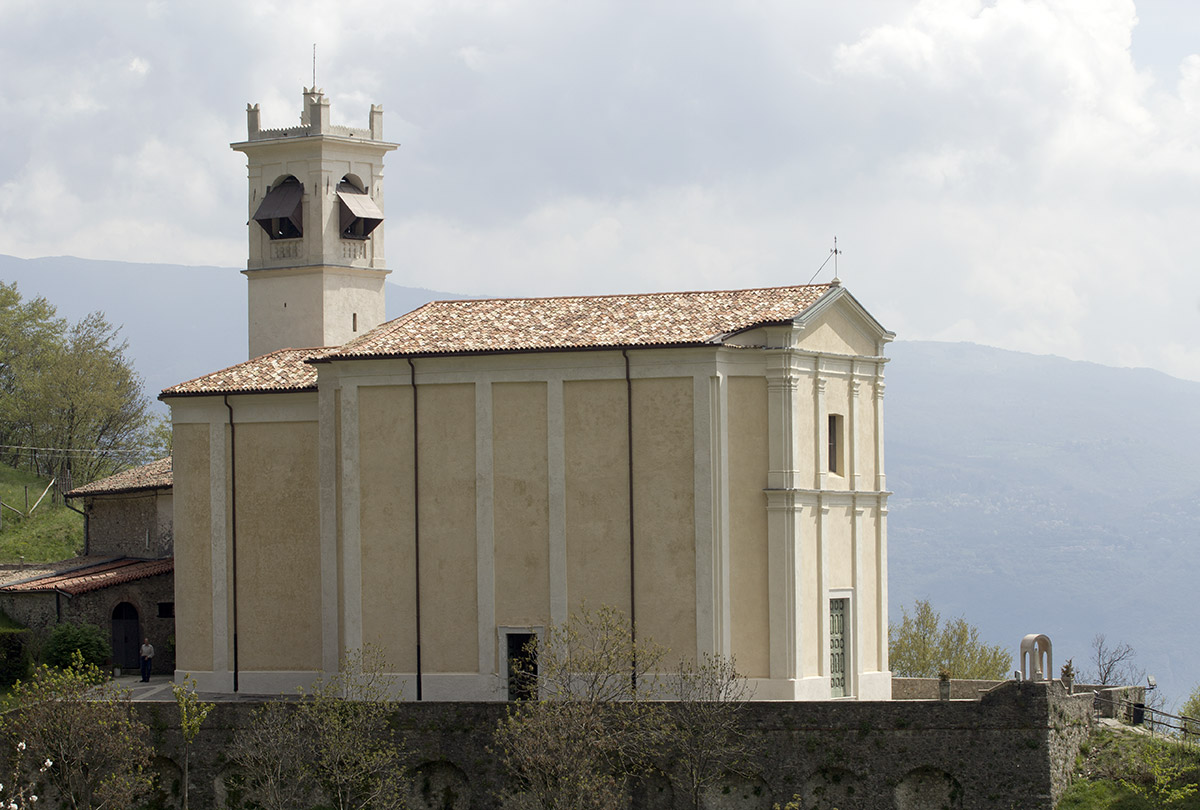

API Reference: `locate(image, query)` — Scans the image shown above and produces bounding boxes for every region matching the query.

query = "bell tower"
[232,88,398,357]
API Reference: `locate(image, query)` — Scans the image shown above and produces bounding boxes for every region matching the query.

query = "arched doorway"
[112,602,140,671]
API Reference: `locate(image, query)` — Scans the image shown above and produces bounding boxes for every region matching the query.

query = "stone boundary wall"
[135,681,1092,810]
[891,677,1005,700]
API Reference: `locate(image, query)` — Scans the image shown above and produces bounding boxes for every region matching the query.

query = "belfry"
[232,88,398,358]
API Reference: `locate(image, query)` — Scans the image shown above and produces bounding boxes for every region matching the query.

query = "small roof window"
[337,178,383,240]
[253,177,303,240]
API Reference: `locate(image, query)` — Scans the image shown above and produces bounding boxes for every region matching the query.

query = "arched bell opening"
[337,174,383,240]
[253,175,303,240]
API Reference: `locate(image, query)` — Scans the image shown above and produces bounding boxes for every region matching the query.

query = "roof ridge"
[416,282,831,306]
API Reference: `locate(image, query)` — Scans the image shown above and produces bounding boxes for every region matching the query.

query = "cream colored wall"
[246,270,327,357]
[727,376,770,679]
[321,271,387,348]
[235,421,323,671]
[824,504,853,590]
[631,377,695,665]
[797,306,881,357]
[416,383,478,673]
[492,382,551,632]
[173,423,213,672]
[564,379,631,616]
[357,385,417,671]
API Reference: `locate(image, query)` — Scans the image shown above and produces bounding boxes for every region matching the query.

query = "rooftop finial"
[831,236,842,286]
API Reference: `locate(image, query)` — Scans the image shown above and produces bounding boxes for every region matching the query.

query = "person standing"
[140,637,154,682]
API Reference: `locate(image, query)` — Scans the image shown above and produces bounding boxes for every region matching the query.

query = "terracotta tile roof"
[0,557,174,597]
[320,284,833,360]
[67,457,172,498]
[160,347,325,398]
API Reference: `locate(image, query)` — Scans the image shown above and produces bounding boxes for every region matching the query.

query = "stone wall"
[891,677,1005,700]
[84,491,172,558]
[134,680,1091,810]
[0,573,176,674]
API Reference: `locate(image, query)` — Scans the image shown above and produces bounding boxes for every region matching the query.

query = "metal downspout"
[224,395,240,692]
[623,349,637,692]
[407,358,423,701]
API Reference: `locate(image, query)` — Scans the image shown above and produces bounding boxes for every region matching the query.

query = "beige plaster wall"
[797,306,880,357]
[234,421,322,671]
[173,423,213,672]
[492,382,551,631]
[824,504,852,590]
[631,377,695,665]
[246,271,327,359]
[358,385,416,671]
[416,383,478,673]
[728,376,770,678]
[564,379,630,617]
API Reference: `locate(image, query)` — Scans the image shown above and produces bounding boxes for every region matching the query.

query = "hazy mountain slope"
[886,341,1200,703]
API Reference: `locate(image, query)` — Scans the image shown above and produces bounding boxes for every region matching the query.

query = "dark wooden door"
[112,602,140,670]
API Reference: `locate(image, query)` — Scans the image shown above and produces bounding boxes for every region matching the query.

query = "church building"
[162,89,895,701]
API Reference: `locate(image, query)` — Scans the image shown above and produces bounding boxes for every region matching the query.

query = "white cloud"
[1,0,1200,380]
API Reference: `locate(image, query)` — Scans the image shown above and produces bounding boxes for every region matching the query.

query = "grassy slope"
[1058,727,1200,809]
[0,464,83,563]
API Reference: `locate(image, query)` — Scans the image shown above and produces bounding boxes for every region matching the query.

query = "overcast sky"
[2,0,1199,380]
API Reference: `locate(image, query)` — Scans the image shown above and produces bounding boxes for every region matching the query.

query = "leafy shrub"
[0,628,31,685]
[42,622,111,669]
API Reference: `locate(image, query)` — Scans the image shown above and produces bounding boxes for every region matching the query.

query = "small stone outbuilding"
[0,458,176,674]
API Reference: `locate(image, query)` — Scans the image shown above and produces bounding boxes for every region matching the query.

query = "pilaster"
[766,490,803,679]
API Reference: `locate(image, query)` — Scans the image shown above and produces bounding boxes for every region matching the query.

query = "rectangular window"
[157,602,175,619]
[828,414,844,475]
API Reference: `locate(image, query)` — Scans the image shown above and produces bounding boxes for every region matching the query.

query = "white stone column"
[475,381,496,676]
[547,378,567,626]
[766,490,803,680]
[692,373,727,658]
[814,373,828,490]
[877,497,890,673]
[852,503,865,695]
[339,382,363,655]
[318,374,340,675]
[765,351,799,490]
[849,378,861,490]
[209,418,230,683]
[874,376,887,492]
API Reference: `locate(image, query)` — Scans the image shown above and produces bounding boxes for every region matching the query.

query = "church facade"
[163,90,895,701]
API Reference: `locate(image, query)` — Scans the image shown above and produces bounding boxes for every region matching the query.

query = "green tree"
[230,645,408,810]
[0,282,159,487]
[1180,684,1200,739]
[494,605,670,810]
[172,675,214,810]
[670,652,758,810]
[41,622,111,670]
[889,598,1011,679]
[1120,739,1198,808]
[6,651,153,809]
